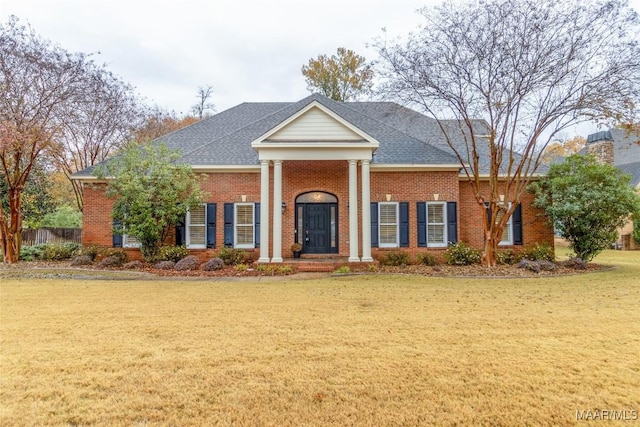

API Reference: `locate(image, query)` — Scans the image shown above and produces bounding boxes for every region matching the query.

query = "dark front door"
[296,202,338,254]
[305,204,330,254]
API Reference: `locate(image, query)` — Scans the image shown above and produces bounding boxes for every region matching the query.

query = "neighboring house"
[584,129,640,249]
[73,94,554,262]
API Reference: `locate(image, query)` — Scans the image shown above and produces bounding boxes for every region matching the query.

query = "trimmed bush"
[416,252,438,266]
[19,243,81,261]
[41,242,81,261]
[123,260,144,269]
[521,243,555,262]
[217,247,248,265]
[98,255,125,268]
[496,249,520,265]
[537,259,557,271]
[100,249,128,265]
[235,263,249,272]
[445,242,481,265]
[158,245,189,263]
[562,257,587,270]
[517,259,540,273]
[278,265,294,275]
[19,244,46,261]
[175,255,201,271]
[154,260,175,270]
[80,245,101,261]
[70,255,93,266]
[380,251,410,266]
[202,258,225,271]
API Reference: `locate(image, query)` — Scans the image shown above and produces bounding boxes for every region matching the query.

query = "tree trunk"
[0,188,23,263]
[483,234,498,267]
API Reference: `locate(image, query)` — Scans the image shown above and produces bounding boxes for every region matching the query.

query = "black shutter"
[224,203,234,247]
[254,203,260,248]
[417,202,427,247]
[175,217,185,246]
[447,202,458,244]
[112,219,122,248]
[370,202,379,248]
[399,202,409,247]
[206,203,217,248]
[512,203,523,245]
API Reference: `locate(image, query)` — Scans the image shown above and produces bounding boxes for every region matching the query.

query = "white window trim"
[122,233,141,248]
[186,204,207,249]
[426,201,447,248]
[234,203,255,249]
[498,203,513,246]
[379,202,399,248]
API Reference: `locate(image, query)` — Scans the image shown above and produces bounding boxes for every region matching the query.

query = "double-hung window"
[186,204,207,248]
[427,202,447,247]
[235,203,255,249]
[379,202,399,248]
[497,204,513,245]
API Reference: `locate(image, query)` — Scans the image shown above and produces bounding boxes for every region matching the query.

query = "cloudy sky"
[4,0,640,135]
[4,0,433,114]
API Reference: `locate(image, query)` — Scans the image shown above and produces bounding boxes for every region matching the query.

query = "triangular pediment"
[262,103,368,143]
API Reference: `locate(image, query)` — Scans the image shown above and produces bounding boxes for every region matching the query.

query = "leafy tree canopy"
[302,47,374,101]
[529,155,640,261]
[94,142,204,261]
[1,163,55,230]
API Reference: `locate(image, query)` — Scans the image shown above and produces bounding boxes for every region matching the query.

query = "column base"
[348,257,361,262]
[271,257,283,263]
[258,257,271,263]
[360,257,374,262]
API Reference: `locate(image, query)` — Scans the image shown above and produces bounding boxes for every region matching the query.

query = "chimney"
[585,130,614,165]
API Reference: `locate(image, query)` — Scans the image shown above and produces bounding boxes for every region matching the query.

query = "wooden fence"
[21,228,82,246]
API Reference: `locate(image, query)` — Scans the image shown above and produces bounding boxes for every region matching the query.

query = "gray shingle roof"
[73,93,536,177]
[585,128,640,187]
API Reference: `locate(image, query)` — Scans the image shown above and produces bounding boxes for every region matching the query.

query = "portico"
[250,101,379,263]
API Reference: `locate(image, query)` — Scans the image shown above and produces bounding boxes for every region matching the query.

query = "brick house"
[584,129,640,249]
[73,94,554,262]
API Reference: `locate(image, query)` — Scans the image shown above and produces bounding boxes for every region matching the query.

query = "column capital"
[260,159,270,166]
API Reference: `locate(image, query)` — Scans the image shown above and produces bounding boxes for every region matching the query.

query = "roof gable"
[256,101,373,144]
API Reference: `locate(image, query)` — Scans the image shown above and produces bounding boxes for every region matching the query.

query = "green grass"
[1,249,639,426]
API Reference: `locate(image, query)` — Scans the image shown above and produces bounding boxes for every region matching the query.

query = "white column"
[361,160,373,262]
[258,160,270,263]
[271,160,283,262]
[348,159,360,262]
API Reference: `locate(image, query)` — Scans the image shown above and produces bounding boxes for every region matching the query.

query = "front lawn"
[1,249,638,426]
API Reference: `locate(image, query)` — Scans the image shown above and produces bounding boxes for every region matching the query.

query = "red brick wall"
[458,181,554,250]
[82,183,115,248]
[81,164,553,260]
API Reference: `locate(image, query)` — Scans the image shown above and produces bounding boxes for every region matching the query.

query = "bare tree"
[54,66,144,212]
[0,16,95,262]
[191,85,215,120]
[376,0,640,266]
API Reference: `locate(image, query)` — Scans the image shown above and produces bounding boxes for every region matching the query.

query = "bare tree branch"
[376,0,640,265]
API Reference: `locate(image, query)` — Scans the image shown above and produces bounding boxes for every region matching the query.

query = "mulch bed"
[0,260,608,279]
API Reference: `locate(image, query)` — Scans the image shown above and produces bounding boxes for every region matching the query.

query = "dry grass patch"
[1,249,639,426]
